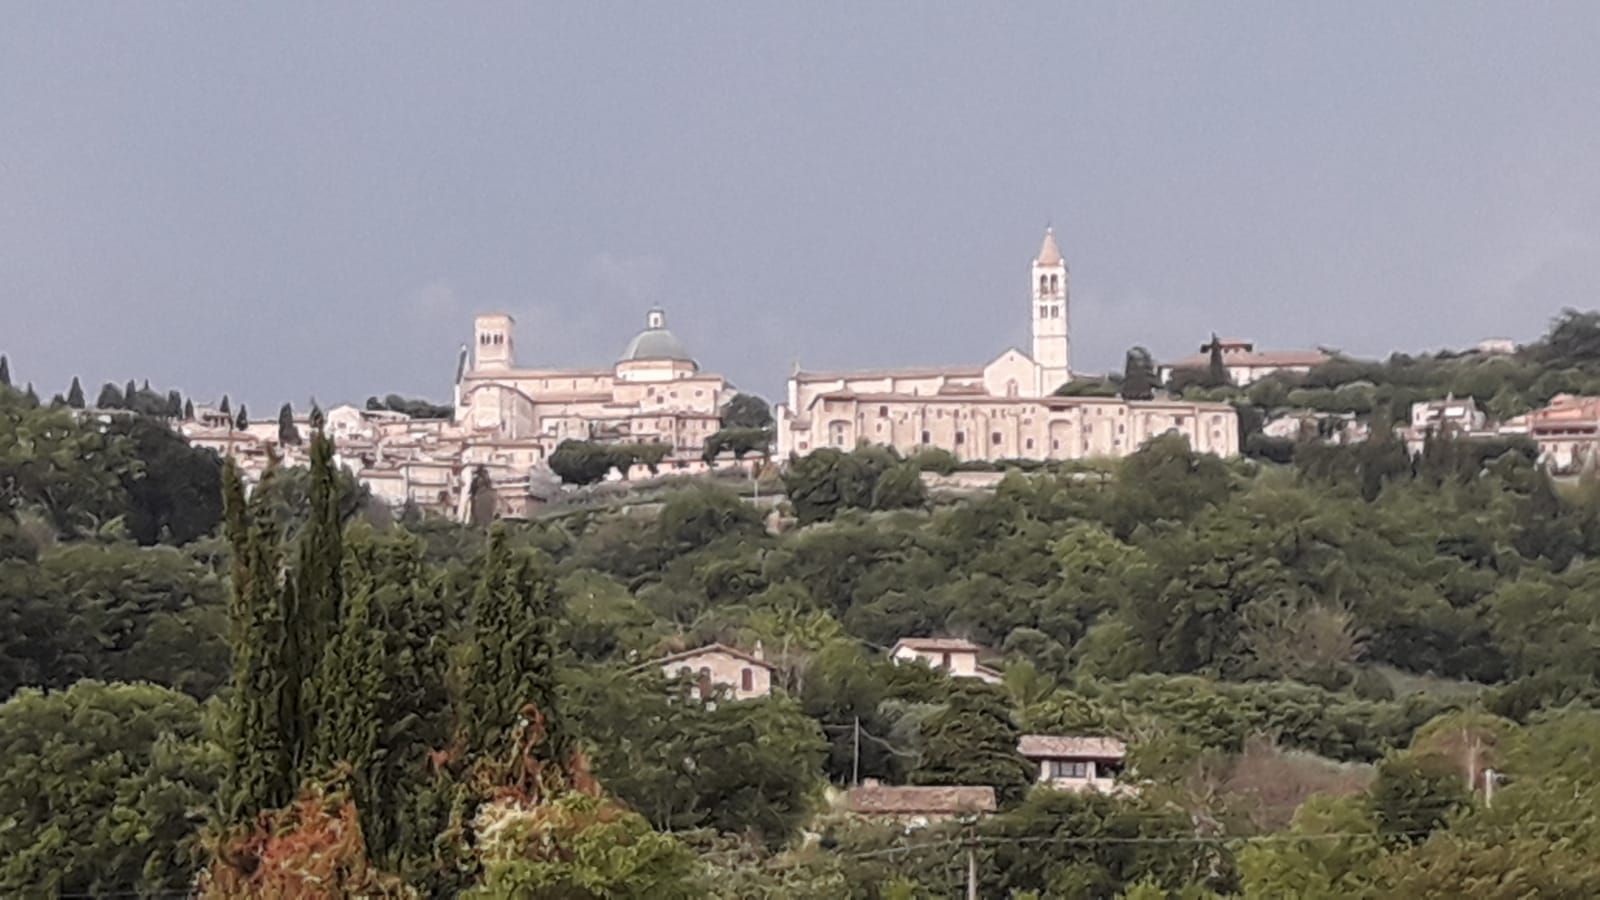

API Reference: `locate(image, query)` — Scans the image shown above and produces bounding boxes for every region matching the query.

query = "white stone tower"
[473,313,515,371]
[1030,226,1070,394]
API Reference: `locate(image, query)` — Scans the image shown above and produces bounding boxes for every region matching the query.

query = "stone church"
[453,306,735,461]
[775,228,1239,461]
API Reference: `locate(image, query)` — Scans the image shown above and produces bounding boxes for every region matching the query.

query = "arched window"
[1039,274,1048,293]
[1049,274,1059,293]
[1006,380,1018,397]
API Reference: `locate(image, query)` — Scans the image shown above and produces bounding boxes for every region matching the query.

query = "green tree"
[1205,334,1232,388]
[469,464,497,527]
[108,414,225,546]
[0,355,9,387]
[549,439,618,485]
[465,793,700,900]
[461,526,569,778]
[721,392,775,430]
[96,382,125,409]
[65,376,85,409]
[183,398,195,420]
[1121,346,1157,400]
[278,402,300,445]
[0,681,222,897]
[911,681,1033,805]
[234,403,248,430]
[1368,753,1469,846]
[219,394,230,415]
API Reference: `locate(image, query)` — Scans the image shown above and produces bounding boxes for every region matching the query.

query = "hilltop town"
[30,227,1572,523]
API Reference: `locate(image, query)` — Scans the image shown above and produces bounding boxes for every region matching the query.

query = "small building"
[889,638,1003,684]
[1018,735,1129,793]
[1160,338,1331,387]
[845,781,997,825]
[1523,394,1600,472]
[1410,395,1487,434]
[654,642,774,700]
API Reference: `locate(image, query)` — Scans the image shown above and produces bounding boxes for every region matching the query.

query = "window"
[1052,439,1059,449]
[992,431,1002,446]
[955,431,965,445]
[1048,760,1089,779]
[1025,438,1034,450]
[741,668,754,692]
[879,405,889,417]
[940,652,952,669]
[921,430,931,444]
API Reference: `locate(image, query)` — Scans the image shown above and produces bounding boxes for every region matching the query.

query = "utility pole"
[851,716,861,787]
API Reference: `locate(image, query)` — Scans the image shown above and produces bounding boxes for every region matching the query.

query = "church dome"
[619,307,695,363]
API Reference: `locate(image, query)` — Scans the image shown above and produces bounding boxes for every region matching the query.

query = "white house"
[1017,735,1130,794]
[653,642,775,700]
[889,638,1003,684]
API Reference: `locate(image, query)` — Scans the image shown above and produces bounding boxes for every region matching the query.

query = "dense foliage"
[8,312,1600,895]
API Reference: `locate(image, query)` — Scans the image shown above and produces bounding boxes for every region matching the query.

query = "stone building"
[1158,338,1330,387]
[776,228,1239,461]
[454,306,734,461]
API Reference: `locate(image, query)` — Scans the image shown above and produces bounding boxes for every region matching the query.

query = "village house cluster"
[657,634,1131,823]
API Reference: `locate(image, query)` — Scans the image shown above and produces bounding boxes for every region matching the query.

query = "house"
[845,781,996,825]
[653,642,774,700]
[1018,735,1130,794]
[889,638,1003,684]
[1522,394,1600,472]
[1159,338,1331,387]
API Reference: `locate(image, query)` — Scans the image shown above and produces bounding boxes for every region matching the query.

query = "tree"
[549,439,618,485]
[1206,334,1231,387]
[460,526,570,782]
[277,403,301,445]
[22,383,37,407]
[0,355,9,387]
[912,681,1034,805]
[183,398,195,420]
[469,464,497,527]
[0,681,222,897]
[96,382,125,409]
[465,793,700,899]
[1368,753,1469,846]
[66,376,85,409]
[1121,346,1157,401]
[218,461,295,824]
[124,379,138,405]
[166,390,183,418]
[219,395,231,415]
[235,404,249,430]
[721,393,774,430]
[309,400,324,431]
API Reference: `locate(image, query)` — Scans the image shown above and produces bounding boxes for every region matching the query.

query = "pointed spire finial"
[1035,225,1064,267]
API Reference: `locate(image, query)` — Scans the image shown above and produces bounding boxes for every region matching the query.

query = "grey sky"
[3,4,1598,409]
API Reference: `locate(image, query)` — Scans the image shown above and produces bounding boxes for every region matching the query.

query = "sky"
[3,3,1599,409]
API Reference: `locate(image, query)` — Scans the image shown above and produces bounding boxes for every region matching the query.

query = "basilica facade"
[775,228,1239,461]
[453,306,734,462]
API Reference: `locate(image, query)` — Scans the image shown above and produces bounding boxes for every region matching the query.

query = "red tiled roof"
[846,785,996,816]
[1018,735,1127,760]
[1165,349,1330,370]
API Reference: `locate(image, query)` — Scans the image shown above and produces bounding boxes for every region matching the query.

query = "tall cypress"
[235,404,249,430]
[97,383,124,409]
[0,355,11,387]
[278,403,300,445]
[461,526,568,785]
[183,399,195,420]
[220,395,231,415]
[220,462,296,824]
[124,379,138,405]
[284,429,345,781]
[166,390,183,419]
[65,377,86,409]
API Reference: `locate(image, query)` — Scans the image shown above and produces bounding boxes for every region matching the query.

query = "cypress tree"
[1120,346,1157,401]
[0,355,10,387]
[461,526,568,788]
[220,462,296,823]
[183,399,195,420]
[309,400,325,432]
[219,395,231,415]
[23,383,38,407]
[97,383,124,409]
[284,430,345,781]
[278,403,300,445]
[309,561,382,804]
[235,404,249,430]
[166,390,183,419]
[1206,334,1231,387]
[124,379,138,404]
[66,377,86,409]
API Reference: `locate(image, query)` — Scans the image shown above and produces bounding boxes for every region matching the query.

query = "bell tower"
[1030,226,1070,395]
[473,313,515,371]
